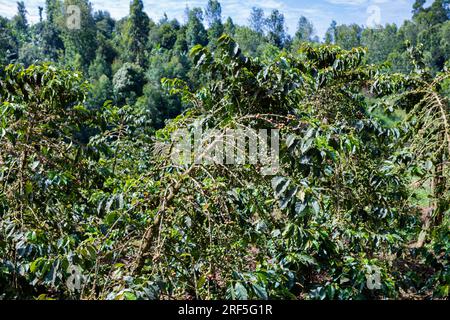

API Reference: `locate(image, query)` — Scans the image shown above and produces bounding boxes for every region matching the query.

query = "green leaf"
[30,259,42,273]
[311,200,320,214]
[286,134,297,149]
[197,275,206,290]
[272,176,290,198]
[234,282,248,300]
[295,202,307,216]
[252,283,268,300]
[280,186,298,210]
[123,291,137,300]
[297,254,317,266]
[30,161,40,170]
[25,181,33,195]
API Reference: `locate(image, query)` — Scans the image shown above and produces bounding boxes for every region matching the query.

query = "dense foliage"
[0,0,449,300]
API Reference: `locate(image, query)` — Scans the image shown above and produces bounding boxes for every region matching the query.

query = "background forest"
[0,0,449,300]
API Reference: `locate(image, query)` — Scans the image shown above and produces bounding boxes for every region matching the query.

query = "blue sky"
[0,0,422,38]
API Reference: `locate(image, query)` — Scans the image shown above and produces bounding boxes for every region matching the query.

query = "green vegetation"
[0,0,449,300]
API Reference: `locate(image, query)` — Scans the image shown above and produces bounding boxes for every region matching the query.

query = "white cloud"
[326,0,367,5]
